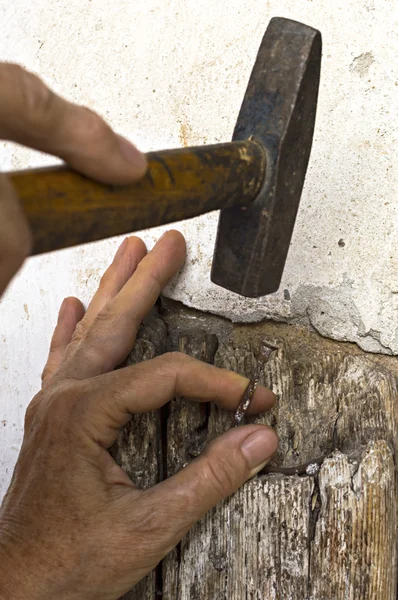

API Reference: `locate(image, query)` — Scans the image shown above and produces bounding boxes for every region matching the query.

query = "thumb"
[144,425,278,550]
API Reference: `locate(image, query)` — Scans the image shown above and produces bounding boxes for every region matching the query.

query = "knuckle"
[42,384,81,427]
[70,319,87,345]
[41,365,51,382]
[78,107,109,144]
[161,351,195,384]
[162,351,190,366]
[24,383,87,445]
[93,302,128,338]
[99,268,113,290]
[90,305,114,335]
[66,310,113,371]
[41,357,59,384]
[129,494,162,536]
[18,68,55,126]
[24,393,42,430]
[203,453,237,499]
[128,491,185,547]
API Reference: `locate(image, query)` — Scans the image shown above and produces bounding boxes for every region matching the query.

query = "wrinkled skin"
[0,64,278,600]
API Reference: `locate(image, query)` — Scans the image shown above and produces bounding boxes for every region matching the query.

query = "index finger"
[78,352,277,448]
[0,63,147,184]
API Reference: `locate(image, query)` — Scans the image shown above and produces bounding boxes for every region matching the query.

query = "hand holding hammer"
[0,18,321,600]
[8,18,321,298]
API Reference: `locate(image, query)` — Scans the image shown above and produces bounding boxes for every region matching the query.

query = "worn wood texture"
[311,442,396,600]
[11,141,264,255]
[112,300,398,599]
[110,313,168,600]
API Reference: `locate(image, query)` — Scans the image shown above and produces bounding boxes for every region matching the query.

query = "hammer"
[8,18,321,298]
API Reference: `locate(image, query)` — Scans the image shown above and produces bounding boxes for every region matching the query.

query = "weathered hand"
[0,62,147,295]
[0,232,278,600]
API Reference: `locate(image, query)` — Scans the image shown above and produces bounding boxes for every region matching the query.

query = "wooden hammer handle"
[9,140,266,255]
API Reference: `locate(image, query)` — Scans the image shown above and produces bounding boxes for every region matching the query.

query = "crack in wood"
[307,474,321,597]
[113,300,398,599]
[262,456,325,477]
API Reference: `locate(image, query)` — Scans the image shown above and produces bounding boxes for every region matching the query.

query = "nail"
[156,230,170,245]
[241,429,278,475]
[113,237,128,262]
[117,135,147,172]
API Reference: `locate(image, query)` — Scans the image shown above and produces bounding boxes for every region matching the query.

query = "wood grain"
[311,441,396,600]
[10,141,264,254]
[112,300,398,599]
[110,313,168,600]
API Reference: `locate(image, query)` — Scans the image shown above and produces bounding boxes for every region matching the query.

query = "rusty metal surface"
[211,17,322,297]
[232,342,277,426]
[11,141,265,255]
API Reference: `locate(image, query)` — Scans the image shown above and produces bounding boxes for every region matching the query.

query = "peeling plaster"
[349,52,375,78]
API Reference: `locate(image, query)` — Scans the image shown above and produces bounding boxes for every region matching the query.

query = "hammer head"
[211,17,322,298]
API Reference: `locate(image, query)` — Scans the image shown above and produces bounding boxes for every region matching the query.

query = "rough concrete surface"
[0,0,397,492]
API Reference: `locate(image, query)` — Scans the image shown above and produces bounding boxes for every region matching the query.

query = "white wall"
[0,0,397,498]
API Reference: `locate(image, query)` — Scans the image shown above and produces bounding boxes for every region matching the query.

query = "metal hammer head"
[211,17,322,298]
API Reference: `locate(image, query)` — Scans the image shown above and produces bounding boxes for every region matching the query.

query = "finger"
[80,352,277,447]
[0,63,147,183]
[137,425,278,550]
[0,175,31,296]
[41,297,85,386]
[71,237,147,343]
[62,230,186,379]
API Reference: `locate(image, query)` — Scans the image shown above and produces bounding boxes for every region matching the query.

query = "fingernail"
[241,430,278,475]
[57,298,68,323]
[156,230,170,245]
[113,237,128,262]
[117,135,147,172]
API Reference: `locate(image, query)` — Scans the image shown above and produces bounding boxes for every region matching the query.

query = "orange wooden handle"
[9,141,266,255]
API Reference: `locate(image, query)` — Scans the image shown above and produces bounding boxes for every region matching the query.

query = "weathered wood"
[164,476,314,600]
[112,300,398,599]
[311,441,396,600]
[110,312,168,600]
